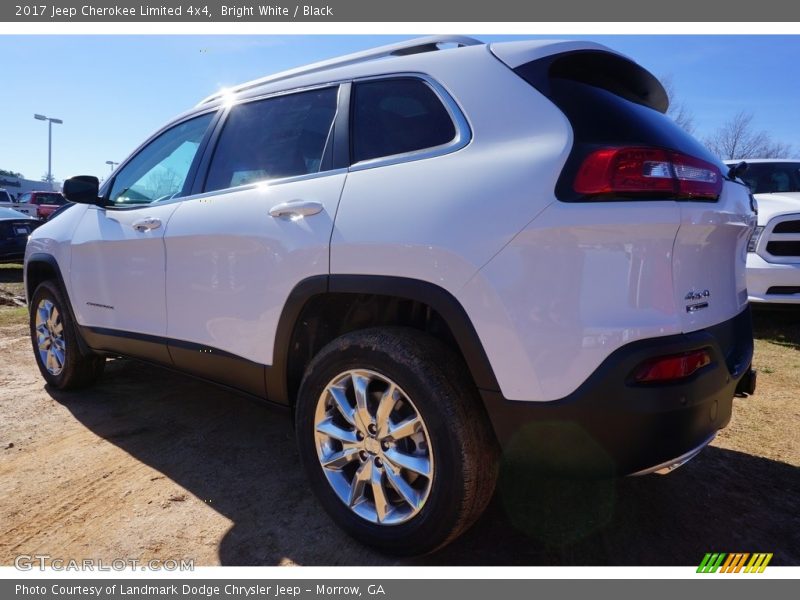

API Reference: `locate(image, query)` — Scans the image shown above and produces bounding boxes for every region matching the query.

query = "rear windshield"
[35,193,67,205]
[732,162,800,194]
[515,55,727,201]
[545,78,721,167]
[0,207,33,219]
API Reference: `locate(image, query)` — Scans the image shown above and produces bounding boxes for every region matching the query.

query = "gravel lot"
[1,264,798,566]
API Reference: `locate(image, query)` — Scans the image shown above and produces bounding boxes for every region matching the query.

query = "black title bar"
[4,0,800,22]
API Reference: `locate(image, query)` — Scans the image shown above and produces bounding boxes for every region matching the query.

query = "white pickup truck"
[0,188,37,217]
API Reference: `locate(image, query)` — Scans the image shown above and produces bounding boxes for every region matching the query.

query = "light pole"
[105,160,119,172]
[34,113,63,186]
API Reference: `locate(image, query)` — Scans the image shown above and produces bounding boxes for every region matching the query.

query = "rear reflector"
[632,349,712,383]
[574,147,723,200]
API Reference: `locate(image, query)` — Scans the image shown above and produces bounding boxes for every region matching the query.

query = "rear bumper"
[480,307,754,476]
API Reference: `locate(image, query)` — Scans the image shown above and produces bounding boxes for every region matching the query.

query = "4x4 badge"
[685,289,711,302]
[685,289,711,312]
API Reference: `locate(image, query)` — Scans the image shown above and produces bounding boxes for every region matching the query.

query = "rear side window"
[204,87,338,192]
[351,78,456,164]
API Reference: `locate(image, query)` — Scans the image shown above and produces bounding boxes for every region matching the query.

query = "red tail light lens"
[574,147,723,200]
[632,349,712,383]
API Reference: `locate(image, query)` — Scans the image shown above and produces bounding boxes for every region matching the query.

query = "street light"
[34,113,63,186]
[105,160,119,172]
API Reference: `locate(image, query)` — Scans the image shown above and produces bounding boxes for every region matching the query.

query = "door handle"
[269,200,324,220]
[132,217,162,232]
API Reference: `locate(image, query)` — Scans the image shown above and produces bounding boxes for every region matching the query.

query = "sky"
[1,34,799,182]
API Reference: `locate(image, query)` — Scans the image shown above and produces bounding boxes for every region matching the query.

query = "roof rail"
[198,35,483,106]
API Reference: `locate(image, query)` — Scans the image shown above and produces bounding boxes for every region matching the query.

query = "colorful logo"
[697,553,773,573]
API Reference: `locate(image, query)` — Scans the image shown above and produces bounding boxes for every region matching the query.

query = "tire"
[295,327,498,555]
[29,280,105,390]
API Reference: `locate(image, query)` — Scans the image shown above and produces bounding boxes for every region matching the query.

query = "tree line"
[663,75,793,160]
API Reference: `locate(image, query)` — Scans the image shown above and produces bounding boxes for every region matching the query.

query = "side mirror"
[728,161,748,180]
[63,175,104,206]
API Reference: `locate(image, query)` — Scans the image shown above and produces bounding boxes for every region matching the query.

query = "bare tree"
[144,168,182,200]
[704,111,792,160]
[661,75,695,135]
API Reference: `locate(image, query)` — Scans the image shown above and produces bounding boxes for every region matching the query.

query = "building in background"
[0,175,58,200]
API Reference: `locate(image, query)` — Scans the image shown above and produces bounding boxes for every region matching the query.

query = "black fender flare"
[26,253,93,358]
[267,274,501,405]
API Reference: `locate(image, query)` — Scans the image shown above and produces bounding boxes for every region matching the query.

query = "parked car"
[726,159,800,305]
[0,207,41,263]
[25,36,757,554]
[18,191,69,219]
[0,189,37,217]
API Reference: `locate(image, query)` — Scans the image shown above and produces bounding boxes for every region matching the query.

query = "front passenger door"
[69,112,215,362]
[163,86,345,396]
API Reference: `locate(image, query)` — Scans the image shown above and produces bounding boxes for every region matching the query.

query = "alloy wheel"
[35,298,65,376]
[313,369,435,525]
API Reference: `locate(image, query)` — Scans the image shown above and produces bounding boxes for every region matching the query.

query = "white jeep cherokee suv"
[726,159,800,304]
[25,36,757,555]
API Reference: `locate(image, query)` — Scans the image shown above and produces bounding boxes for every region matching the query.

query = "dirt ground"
[0,263,798,566]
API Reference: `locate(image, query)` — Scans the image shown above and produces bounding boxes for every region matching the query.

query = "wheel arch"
[267,275,501,407]
[26,253,66,306]
[26,253,93,358]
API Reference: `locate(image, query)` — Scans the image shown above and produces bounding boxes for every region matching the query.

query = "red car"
[18,191,69,219]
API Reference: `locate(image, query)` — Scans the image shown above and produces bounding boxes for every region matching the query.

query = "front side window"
[109,113,214,205]
[204,87,339,193]
[351,78,457,164]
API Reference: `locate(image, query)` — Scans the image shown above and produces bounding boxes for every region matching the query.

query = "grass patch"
[0,306,27,327]
[0,263,24,298]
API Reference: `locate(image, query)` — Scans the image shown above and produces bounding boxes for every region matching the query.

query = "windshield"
[35,192,67,205]
[734,162,800,194]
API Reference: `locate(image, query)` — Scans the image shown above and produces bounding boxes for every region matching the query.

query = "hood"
[753,192,800,225]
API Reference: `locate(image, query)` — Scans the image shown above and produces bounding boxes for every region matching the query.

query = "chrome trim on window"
[184,168,350,202]
[348,73,472,173]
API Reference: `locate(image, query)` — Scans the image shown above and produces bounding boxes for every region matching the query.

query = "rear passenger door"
[163,85,346,396]
[330,76,471,287]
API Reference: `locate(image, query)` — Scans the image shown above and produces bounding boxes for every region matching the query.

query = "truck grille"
[766,241,800,256]
[773,220,800,233]
[761,216,800,263]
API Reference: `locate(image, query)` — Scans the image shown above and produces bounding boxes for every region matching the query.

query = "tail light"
[574,147,723,200]
[631,349,712,383]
